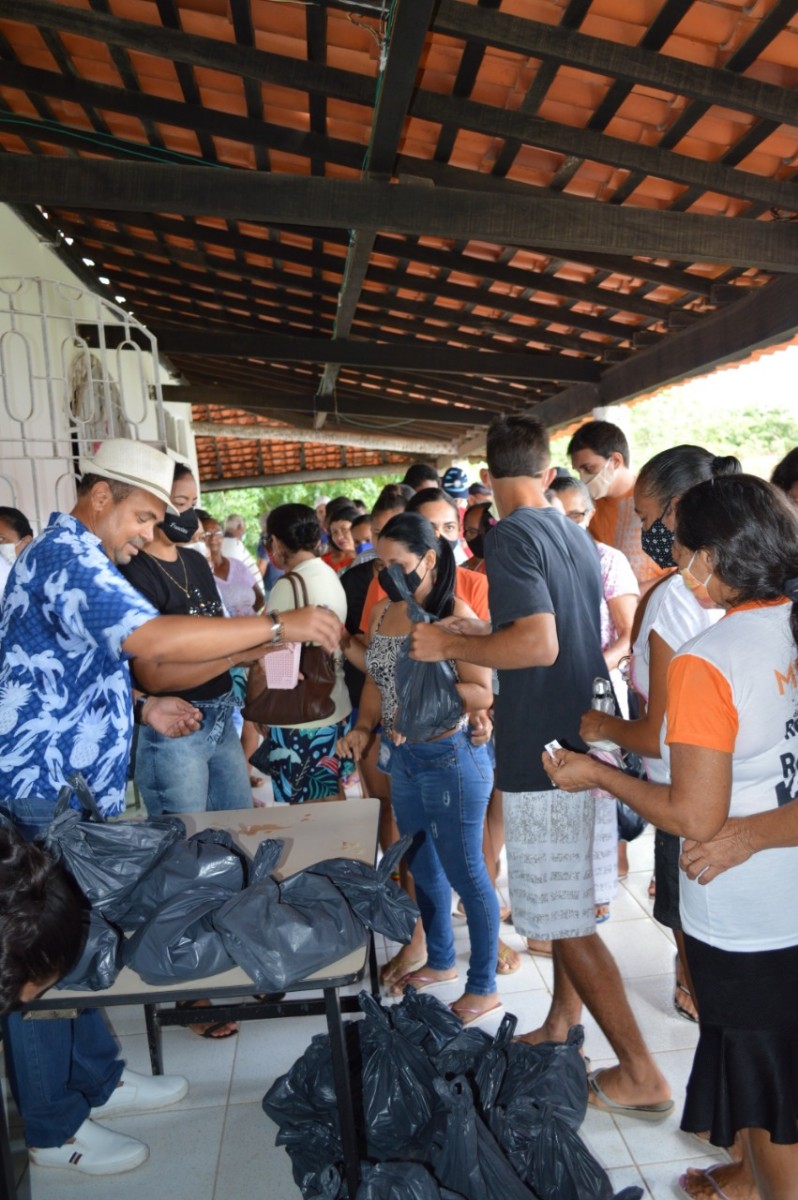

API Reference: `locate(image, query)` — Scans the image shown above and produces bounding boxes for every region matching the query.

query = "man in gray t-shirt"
[410,414,673,1123]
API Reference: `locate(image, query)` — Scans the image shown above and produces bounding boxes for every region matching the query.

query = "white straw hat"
[78,440,178,513]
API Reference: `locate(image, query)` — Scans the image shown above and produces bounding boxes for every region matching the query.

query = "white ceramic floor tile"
[228,1013,330,1107]
[606,1163,650,1196]
[29,1105,226,1200]
[115,1027,236,1111]
[216,1099,302,1199]
[598,916,676,978]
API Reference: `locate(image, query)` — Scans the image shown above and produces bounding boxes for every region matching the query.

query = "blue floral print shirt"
[0,513,157,815]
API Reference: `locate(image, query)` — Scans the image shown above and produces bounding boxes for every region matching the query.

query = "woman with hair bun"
[546,474,798,1200]
[248,504,351,803]
[338,512,500,1026]
[578,447,741,1029]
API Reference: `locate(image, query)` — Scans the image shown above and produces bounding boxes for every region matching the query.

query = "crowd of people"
[0,423,797,1197]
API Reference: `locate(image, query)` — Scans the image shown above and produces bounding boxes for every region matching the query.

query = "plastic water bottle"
[587,677,619,751]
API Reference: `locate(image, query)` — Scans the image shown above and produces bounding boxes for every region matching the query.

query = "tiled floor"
[7,822,731,1200]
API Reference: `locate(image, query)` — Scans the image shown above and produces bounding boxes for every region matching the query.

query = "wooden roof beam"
[317,0,438,418]
[156,330,599,382]
[9,0,375,107]
[166,383,497,426]
[5,160,798,271]
[433,0,798,129]
[534,273,798,427]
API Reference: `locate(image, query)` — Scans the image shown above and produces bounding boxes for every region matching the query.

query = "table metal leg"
[367,934,379,996]
[323,987,360,1197]
[0,1084,16,1200]
[144,1005,164,1075]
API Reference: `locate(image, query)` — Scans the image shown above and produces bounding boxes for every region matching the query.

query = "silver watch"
[268,610,284,645]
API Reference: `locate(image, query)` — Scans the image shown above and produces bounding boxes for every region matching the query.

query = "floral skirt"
[250,714,353,804]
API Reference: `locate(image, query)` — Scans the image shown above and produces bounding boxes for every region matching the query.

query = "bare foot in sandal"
[450,992,502,1027]
[379,948,426,989]
[678,1161,759,1200]
[389,965,458,997]
[175,999,237,1039]
[497,941,521,974]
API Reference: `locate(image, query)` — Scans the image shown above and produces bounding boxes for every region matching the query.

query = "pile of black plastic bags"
[264,989,644,1200]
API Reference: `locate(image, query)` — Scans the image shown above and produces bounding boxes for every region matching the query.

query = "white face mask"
[185,541,209,558]
[586,459,616,501]
[0,543,17,566]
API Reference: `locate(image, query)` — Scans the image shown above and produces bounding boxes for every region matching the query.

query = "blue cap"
[442,466,469,498]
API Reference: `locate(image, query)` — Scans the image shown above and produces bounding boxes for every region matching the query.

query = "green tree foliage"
[200,474,400,554]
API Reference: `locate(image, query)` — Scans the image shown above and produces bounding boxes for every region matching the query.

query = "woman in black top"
[121,465,254,818]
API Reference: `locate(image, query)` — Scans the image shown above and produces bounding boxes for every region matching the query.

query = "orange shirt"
[322,550,354,574]
[588,485,667,589]
[360,564,489,633]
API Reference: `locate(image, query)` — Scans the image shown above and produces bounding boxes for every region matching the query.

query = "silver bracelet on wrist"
[268,609,284,645]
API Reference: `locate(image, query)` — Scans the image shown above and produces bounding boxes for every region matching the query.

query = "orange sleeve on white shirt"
[665,653,738,753]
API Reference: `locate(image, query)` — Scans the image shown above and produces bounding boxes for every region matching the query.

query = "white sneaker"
[29,1118,149,1175]
[91,1068,188,1118]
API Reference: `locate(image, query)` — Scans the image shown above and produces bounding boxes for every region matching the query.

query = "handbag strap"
[283,570,310,612]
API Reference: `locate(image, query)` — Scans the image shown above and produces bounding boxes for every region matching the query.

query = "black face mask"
[159,507,200,544]
[640,516,675,569]
[468,533,486,559]
[378,561,424,603]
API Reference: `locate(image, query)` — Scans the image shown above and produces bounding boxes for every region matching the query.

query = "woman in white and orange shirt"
[544,474,798,1200]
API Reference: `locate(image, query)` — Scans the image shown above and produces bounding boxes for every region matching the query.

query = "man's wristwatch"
[133,695,149,726]
[268,610,284,645]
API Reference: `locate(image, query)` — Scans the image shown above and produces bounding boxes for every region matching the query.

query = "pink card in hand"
[264,642,301,689]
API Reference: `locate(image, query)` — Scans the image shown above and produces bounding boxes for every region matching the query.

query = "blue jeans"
[135,695,253,816]
[0,798,122,1148]
[390,731,498,995]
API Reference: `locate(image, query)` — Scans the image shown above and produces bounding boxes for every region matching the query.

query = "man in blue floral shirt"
[0,439,341,1177]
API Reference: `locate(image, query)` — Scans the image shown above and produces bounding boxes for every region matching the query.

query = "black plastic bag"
[381,564,463,742]
[264,1030,355,1131]
[433,1024,494,1079]
[492,1098,642,1200]
[472,1012,518,1114]
[497,1024,588,1130]
[391,985,464,1056]
[276,1121,344,1197]
[56,908,121,991]
[113,829,248,930]
[122,881,237,984]
[213,862,367,992]
[429,1076,536,1200]
[307,836,418,943]
[358,992,443,1160]
[41,773,184,922]
[357,1162,460,1200]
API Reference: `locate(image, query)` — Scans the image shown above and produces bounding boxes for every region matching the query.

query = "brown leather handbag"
[242,571,337,726]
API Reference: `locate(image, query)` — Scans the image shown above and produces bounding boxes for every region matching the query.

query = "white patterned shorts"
[503,787,596,941]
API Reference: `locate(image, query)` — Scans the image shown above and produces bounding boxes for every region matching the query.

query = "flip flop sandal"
[175,1000,238,1039]
[674,953,699,1023]
[676,1165,733,1200]
[496,944,521,975]
[674,982,699,1023]
[587,1067,674,1123]
[390,971,459,996]
[379,951,426,989]
[449,1000,504,1028]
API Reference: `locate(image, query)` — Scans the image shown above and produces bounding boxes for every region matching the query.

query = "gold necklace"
[150,551,191,599]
